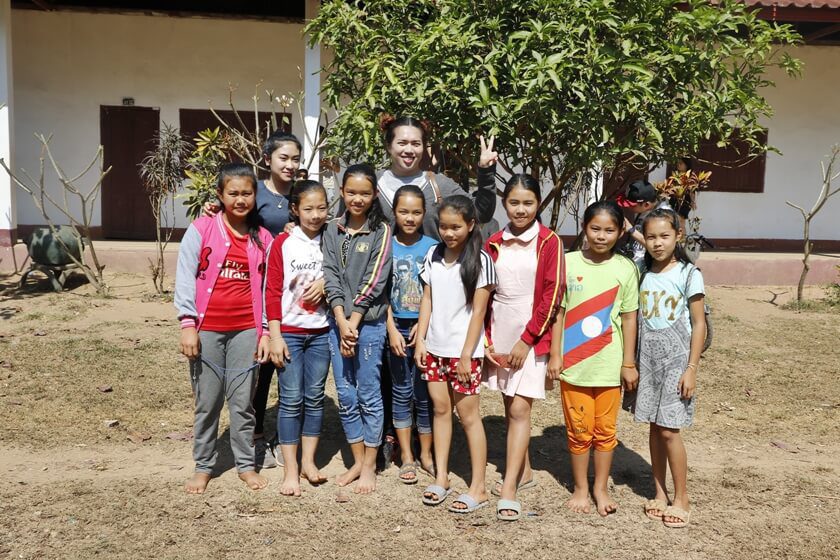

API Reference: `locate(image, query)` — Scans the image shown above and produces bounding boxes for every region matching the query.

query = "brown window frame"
[668,129,768,194]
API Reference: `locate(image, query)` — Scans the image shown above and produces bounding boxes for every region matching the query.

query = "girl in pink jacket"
[175,163,273,495]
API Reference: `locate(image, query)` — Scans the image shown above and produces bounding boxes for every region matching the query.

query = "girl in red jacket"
[483,174,565,521]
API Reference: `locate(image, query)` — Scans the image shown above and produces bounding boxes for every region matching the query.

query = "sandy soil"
[1,272,839,559]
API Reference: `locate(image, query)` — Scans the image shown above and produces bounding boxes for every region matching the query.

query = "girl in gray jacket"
[323,163,393,494]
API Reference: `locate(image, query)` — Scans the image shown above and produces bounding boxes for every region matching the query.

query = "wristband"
[686,363,698,370]
[621,363,637,368]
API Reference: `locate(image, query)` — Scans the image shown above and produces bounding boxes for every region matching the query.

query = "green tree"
[307,0,801,227]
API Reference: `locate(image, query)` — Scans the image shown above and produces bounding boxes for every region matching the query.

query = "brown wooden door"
[100,105,160,239]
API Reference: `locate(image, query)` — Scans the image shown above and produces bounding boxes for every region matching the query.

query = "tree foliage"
[307,0,801,225]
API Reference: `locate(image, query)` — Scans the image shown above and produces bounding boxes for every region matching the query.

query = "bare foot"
[300,462,327,485]
[185,472,211,494]
[593,487,617,517]
[354,466,377,494]
[279,470,301,497]
[239,470,269,491]
[419,453,435,477]
[566,487,591,514]
[336,463,362,487]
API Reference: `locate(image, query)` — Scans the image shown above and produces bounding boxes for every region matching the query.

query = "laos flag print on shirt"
[559,252,639,388]
[563,285,619,368]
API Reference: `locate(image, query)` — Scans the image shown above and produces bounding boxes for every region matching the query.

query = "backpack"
[684,265,712,353]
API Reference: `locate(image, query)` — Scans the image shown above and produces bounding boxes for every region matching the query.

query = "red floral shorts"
[422,353,482,395]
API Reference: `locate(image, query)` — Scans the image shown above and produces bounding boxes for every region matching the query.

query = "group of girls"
[174,117,705,530]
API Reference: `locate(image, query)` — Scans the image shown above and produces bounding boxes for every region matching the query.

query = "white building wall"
[12,9,305,229]
[0,0,15,241]
[679,45,839,241]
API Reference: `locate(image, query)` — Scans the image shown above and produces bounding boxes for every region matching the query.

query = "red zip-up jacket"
[484,223,565,357]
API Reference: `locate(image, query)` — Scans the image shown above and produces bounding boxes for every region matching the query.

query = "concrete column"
[0,0,15,247]
[302,0,321,180]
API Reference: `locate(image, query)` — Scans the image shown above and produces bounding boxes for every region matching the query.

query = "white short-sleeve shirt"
[420,244,496,359]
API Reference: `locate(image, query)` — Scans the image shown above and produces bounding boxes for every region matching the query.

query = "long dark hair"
[289,179,328,229]
[392,184,426,234]
[438,195,483,302]
[641,207,692,271]
[581,200,625,255]
[341,163,387,230]
[216,162,263,249]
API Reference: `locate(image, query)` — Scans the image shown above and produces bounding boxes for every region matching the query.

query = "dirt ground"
[1,271,839,560]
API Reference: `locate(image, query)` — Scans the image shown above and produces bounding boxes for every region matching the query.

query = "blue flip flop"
[496,499,522,521]
[422,485,452,506]
[448,493,489,514]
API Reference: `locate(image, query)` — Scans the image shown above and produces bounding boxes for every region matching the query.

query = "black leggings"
[253,361,277,438]
[380,347,394,439]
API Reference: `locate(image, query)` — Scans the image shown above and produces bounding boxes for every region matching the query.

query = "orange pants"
[560,381,621,454]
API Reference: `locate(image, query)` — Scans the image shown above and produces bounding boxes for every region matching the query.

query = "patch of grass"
[20,311,44,322]
[781,299,839,313]
[0,332,191,447]
[141,292,174,304]
[781,283,840,313]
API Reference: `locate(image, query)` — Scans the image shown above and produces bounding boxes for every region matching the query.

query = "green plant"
[182,127,233,220]
[307,0,801,228]
[139,123,190,294]
[181,80,338,219]
[826,266,840,306]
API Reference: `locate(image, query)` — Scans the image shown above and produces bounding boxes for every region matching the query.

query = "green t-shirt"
[560,251,639,387]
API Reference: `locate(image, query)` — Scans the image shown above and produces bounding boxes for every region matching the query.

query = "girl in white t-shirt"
[415,195,496,514]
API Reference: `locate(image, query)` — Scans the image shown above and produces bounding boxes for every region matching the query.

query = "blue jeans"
[329,317,386,447]
[388,318,431,434]
[276,331,331,445]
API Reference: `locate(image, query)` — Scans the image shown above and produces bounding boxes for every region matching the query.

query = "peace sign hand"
[478,135,498,168]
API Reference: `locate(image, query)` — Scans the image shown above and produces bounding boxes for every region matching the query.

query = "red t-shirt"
[200,230,255,332]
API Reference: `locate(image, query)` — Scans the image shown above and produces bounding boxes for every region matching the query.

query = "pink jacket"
[174,213,273,338]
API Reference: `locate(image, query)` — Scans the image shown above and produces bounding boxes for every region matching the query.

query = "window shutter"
[698,130,767,193]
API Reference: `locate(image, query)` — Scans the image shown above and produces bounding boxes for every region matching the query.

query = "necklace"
[264,180,287,210]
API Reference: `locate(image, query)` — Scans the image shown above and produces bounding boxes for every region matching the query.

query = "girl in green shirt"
[551,201,639,517]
